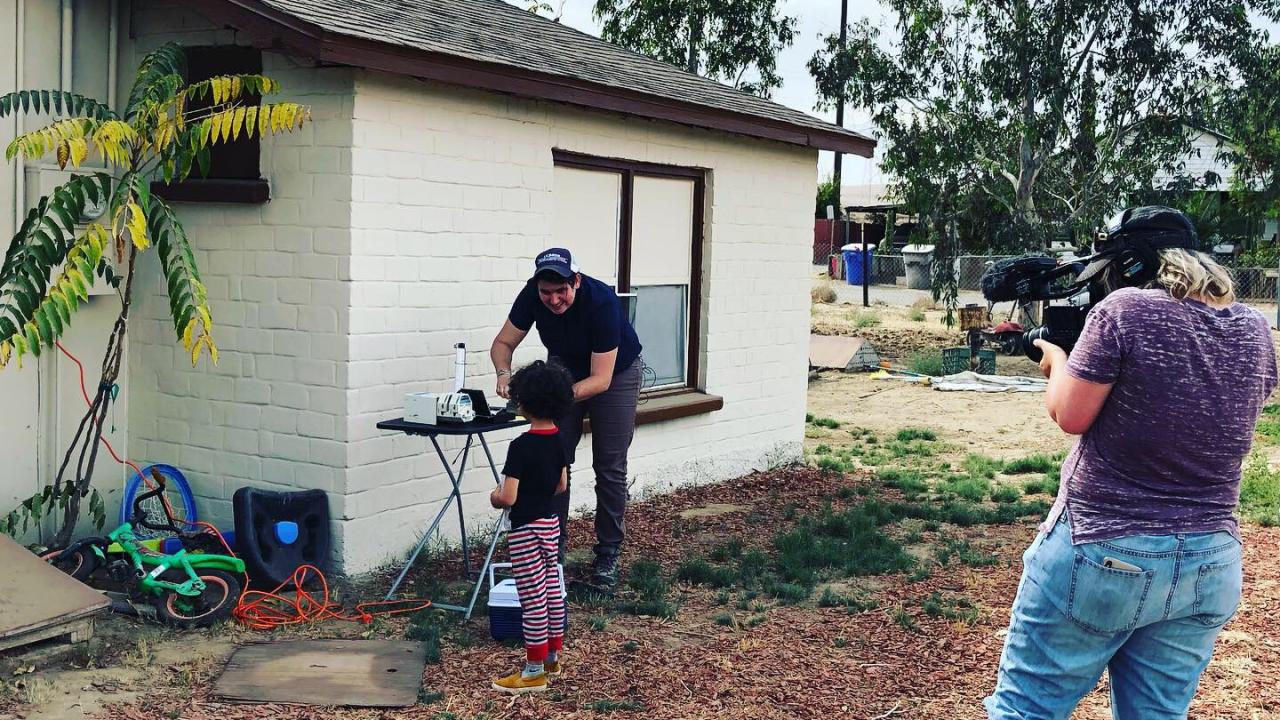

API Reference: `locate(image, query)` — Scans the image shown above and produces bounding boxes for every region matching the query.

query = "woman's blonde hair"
[1153,248,1236,305]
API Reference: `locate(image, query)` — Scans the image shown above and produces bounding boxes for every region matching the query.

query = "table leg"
[384,434,465,601]
[479,434,502,487]
[464,508,508,621]
[455,436,473,578]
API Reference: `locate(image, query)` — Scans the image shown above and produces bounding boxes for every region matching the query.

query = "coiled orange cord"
[233,565,431,629]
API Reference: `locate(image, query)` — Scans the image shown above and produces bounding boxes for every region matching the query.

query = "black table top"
[376,417,529,436]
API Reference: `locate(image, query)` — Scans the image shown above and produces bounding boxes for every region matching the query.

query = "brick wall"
[126,4,356,539]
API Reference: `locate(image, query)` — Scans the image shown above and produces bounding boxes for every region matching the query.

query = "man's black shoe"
[591,553,620,588]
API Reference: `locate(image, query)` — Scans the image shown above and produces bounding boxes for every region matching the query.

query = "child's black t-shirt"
[500,429,567,529]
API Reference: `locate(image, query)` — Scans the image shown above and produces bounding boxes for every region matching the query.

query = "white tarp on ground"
[930,371,1047,393]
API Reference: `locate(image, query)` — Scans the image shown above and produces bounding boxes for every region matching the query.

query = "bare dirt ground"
[3,296,1278,720]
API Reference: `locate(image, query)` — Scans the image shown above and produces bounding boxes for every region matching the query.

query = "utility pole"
[832,0,848,188]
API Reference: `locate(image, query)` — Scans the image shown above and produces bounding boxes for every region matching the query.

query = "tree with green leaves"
[1220,43,1280,231]
[593,0,797,98]
[0,42,309,545]
[809,0,1279,307]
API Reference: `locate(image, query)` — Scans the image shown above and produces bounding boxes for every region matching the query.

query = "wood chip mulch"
[94,467,1280,720]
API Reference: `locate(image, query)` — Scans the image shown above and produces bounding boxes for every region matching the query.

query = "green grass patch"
[810,416,841,429]
[888,498,1050,527]
[920,592,979,625]
[774,502,915,585]
[587,614,609,631]
[888,439,934,458]
[877,468,928,498]
[614,559,678,619]
[851,310,881,328]
[817,587,878,612]
[935,536,998,567]
[895,428,937,442]
[676,559,739,588]
[762,578,811,604]
[814,444,832,455]
[939,474,992,502]
[1241,453,1280,526]
[906,351,943,376]
[890,606,917,631]
[908,307,926,322]
[963,454,1004,479]
[713,612,734,627]
[1003,453,1061,474]
[991,485,1023,503]
[708,538,744,562]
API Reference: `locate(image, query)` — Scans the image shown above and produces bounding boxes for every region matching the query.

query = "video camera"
[977,205,1203,364]
[979,255,1096,362]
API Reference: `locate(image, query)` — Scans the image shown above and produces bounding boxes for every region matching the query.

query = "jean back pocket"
[1067,553,1154,635]
[1192,554,1243,627]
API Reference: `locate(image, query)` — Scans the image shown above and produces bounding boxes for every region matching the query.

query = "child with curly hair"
[490,360,575,694]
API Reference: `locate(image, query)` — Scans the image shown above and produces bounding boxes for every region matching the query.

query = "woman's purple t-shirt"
[1044,287,1277,544]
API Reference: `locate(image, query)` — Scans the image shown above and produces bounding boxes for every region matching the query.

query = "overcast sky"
[516,1,1278,187]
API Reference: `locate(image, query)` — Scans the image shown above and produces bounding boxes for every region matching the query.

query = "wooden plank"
[0,534,109,645]
[0,617,94,653]
[212,639,428,707]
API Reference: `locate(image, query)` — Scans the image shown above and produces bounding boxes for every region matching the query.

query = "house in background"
[0,0,873,571]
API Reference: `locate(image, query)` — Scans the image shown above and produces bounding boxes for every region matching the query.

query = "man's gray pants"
[555,359,641,559]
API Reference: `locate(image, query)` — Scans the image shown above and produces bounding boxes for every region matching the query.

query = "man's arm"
[573,349,617,402]
[555,467,568,495]
[491,320,529,399]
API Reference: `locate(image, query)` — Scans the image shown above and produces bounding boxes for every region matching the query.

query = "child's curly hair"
[508,360,575,421]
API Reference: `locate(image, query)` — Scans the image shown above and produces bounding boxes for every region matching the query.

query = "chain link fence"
[825,252,1279,304]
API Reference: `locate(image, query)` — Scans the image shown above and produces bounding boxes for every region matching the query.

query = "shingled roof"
[192,0,875,156]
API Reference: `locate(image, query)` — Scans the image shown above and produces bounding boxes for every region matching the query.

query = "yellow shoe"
[492,670,548,695]
[545,660,562,678]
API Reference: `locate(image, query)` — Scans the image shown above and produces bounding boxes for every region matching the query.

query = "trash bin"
[841,243,877,285]
[902,244,935,290]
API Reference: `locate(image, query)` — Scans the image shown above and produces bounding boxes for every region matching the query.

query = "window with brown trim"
[551,150,705,393]
[151,45,271,204]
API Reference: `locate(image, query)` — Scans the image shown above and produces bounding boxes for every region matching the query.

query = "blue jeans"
[985,515,1242,719]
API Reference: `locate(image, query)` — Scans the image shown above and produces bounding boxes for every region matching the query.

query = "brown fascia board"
[188,0,876,157]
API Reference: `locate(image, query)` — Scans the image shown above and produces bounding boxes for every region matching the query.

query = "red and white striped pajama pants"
[508,516,566,662]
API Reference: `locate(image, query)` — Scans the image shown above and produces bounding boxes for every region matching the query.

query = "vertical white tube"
[454,343,466,392]
[60,0,72,92]
[108,0,118,109]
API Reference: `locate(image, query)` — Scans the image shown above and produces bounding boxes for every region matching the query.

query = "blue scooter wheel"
[120,464,199,538]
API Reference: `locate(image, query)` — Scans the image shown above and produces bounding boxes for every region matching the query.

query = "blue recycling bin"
[842,244,876,285]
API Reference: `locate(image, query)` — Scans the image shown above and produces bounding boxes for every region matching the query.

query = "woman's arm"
[1035,339,1115,435]
[491,320,529,399]
[490,476,520,508]
[573,349,618,402]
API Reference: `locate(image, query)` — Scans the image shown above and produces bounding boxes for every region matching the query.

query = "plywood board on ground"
[212,639,428,707]
[810,334,880,371]
[0,534,109,652]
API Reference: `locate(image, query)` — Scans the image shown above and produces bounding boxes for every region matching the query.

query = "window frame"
[551,149,706,394]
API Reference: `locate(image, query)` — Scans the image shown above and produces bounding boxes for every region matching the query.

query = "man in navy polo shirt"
[490,248,642,588]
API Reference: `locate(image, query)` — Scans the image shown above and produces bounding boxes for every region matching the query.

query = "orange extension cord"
[56,341,431,627]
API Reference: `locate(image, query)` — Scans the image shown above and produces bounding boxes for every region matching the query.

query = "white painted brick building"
[2,0,874,572]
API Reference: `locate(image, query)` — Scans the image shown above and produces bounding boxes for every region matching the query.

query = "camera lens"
[1023,326,1050,363]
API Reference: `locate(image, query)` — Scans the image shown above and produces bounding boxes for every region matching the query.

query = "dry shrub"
[812,283,837,304]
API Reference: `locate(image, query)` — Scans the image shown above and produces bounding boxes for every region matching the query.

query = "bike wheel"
[39,546,100,582]
[120,464,198,538]
[154,569,241,628]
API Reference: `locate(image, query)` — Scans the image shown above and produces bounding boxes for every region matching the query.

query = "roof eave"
[189,0,875,157]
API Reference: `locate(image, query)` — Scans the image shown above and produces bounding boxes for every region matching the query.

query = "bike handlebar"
[130,470,183,534]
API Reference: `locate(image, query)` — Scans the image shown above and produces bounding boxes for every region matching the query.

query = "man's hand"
[496,371,511,399]
[1034,339,1068,379]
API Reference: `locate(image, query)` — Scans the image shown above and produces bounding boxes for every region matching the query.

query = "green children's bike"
[40,472,245,628]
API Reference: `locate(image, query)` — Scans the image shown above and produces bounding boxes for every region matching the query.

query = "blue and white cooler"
[487,561,568,641]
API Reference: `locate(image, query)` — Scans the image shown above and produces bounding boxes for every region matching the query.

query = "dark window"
[152,45,269,203]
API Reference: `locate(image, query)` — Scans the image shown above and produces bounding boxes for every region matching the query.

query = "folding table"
[376,417,527,619]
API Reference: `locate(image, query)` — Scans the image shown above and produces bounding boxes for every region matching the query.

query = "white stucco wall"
[341,72,816,573]
[124,3,816,575]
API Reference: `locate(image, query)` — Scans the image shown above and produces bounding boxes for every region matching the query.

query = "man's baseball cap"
[1076,206,1199,283]
[533,247,580,279]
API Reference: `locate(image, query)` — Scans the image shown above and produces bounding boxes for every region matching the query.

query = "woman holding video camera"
[986,206,1278,720]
